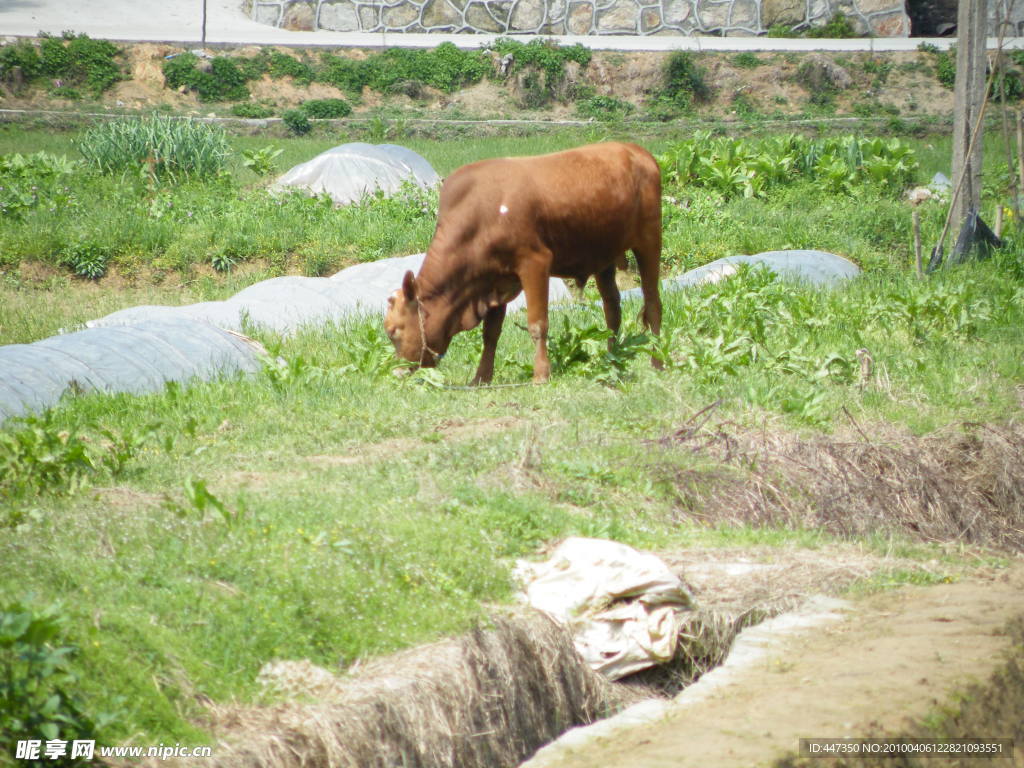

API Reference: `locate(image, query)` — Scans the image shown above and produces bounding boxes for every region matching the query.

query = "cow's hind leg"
[471,304,506,385]
[518,251,553,383]
[632,237,663,369]
[595,265,621,353]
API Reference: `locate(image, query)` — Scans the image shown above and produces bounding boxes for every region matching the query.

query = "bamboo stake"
[913,210,923,278]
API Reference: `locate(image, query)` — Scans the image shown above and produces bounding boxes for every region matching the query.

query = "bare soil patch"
[304,417,525,468]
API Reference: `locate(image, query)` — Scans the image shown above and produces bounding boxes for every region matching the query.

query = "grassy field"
[1,121,1023,757]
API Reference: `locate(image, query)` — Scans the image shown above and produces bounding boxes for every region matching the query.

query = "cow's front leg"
[595,265,621,353]
[471,304,506,385]
[519,258,551,383]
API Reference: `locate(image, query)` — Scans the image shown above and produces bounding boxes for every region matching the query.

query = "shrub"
[919,42,956,88]
[663,51,711,106]
[300,98,352,118]
[992,71,1024,102]
[282,108,312,135]
[162,53,249,101]
[78,116,231,178]
[492,37,591,85]
[317,43,491,95]
[267,50,315,83]
[0,34,121,96]
[0,40,43,81]
[230,102,274,118]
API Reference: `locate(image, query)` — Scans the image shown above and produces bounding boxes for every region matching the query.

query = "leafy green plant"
[241,145,283,176]
[0,602,105,763]
[661,51,711,109]
[300,98,352,118]
[863,58,893,87]
[282,109,312,136]
[0,152,79,220]
[267,50,315,83]
[918,43,956,88]
[169,476,238,526]
[0,33,121,97]
[657,133,919,201]
[0,416,96,505]
[318,43,491,96]
[0,40,43,82]
[546,315,650,385]
[60,239,110,279]
[733,52,760,69]
[162,52,249,101]
[806,12,858,38]
[77,116,231,179]
[574,94,634,120]
[230,102,275,119]
[767,23,795,37]
[493,38,590,84]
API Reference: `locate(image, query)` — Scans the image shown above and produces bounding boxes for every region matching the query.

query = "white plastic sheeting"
[620,249,860,303]
[0,319,264,423]
[89,253,572,335]
[515,538,694,680]
[270,143,441,206]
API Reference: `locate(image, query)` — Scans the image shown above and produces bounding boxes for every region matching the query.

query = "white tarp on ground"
[88,253,572,334]
[620,249,860,303]
[270,143,441,206]
[0,319,265,423]
[515,538,695,680]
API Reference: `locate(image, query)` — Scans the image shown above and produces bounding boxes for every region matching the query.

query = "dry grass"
[657,408,1024,552]
[192,614,621,768]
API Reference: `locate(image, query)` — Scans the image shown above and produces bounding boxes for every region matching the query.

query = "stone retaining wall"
[248,0,912,37]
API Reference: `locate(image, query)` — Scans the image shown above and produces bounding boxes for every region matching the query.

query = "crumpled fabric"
[515,537,694,680]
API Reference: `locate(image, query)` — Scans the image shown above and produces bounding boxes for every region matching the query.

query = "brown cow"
[384,141,662,384]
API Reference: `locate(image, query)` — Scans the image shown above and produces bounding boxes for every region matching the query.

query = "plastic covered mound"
[620,250,861,302]
[270,143,441,206]
[89,253,572,335]
[0,319,264,423]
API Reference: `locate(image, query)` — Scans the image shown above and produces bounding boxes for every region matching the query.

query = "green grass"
[2,123,1024,751]
[3,252,1023,744]
[0,125,1011,282]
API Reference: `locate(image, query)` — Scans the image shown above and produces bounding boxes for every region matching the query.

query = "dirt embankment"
[0,41,956,123]
[527,564,1024,768]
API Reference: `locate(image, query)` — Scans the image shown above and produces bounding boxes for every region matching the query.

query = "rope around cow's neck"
[412,300,532,390]
[416,301,444,366]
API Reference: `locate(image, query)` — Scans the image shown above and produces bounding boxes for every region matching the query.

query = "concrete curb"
[521,595,850,768]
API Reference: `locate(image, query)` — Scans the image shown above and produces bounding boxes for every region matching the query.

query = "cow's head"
[384,270,447,369]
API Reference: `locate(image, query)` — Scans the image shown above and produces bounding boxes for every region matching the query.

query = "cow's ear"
[402,270,418,304]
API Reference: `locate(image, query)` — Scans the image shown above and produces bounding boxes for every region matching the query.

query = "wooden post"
[917,210,925,280]
[1017,110,1024,228]
[202,0,207,45]
[995,203,1004,237]
[950,0,989,233]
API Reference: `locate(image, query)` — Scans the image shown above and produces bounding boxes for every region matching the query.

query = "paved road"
[1,0,1012,51]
